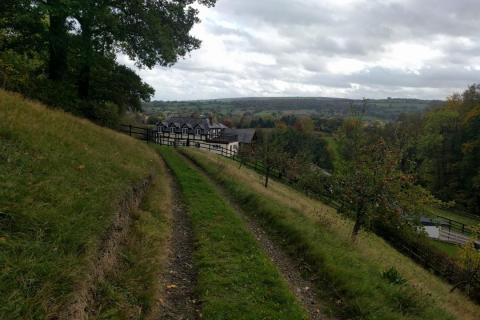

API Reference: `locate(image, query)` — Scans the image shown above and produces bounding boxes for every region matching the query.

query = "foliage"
[453,225,480,294]
[334,118,438,240]
[399,84,480,215]
[382,267,408,285]
[0,0,216,126]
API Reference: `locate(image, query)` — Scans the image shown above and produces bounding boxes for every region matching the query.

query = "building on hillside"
[223,128,256,145]
[156,116,255,156]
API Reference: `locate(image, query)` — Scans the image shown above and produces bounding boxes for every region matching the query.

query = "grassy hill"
[0,90,166,319]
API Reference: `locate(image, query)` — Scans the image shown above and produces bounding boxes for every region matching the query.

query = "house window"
[182,128,188,135]
[196,129,201,136]
[170,127,175,133]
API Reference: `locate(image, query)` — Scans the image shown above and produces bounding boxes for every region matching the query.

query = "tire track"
[156,167,199,320]
[179,151,334,320]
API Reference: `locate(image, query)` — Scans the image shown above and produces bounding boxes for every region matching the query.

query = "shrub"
[382,267,408,285]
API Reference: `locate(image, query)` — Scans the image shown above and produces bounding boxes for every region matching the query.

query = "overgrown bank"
[182,148,480,320]
[0,91,163,319]
[88,162,172,318]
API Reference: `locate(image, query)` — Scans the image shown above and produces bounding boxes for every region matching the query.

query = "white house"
[156,116,254,156]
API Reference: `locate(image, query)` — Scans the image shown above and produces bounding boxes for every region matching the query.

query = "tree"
[66,0,216,99]
[255,130,286,188]
[0,0,217,124]
[452,225,480,294]
[417,105,462,199]
[407,84,480,214]
[335,119,437,241]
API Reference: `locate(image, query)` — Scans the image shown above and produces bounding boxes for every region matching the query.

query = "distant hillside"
[144,97,444,121]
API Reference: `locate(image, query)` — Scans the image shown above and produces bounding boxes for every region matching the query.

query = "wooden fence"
[119,124,284,179]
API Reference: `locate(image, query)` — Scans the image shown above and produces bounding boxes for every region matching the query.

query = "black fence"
[434,215,475,237]
[119,124,285,178]
[119,124,155,143]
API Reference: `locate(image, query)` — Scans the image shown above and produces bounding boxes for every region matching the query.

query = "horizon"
[147,95,446,103]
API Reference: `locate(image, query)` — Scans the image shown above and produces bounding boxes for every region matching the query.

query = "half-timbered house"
[156,116,248,156]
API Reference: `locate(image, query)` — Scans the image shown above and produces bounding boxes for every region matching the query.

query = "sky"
[120,0,480,101]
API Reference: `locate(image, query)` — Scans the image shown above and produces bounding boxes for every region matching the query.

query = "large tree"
[0,0,216,122]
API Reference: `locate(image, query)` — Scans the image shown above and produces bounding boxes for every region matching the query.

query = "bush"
[91,102,122,128]
[382,267,408,285]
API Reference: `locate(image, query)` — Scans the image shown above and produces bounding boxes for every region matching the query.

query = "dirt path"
[156,168,199,320]
[180,152,333,320]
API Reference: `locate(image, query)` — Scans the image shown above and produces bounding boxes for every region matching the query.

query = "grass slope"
[0,90,162,319]
[183,148,480,320]
[89,161,172,319]
[158,147,307,320]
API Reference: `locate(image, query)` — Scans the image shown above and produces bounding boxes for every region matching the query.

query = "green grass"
[322,134,342,171]
[182,149,459,320]
[157,147,307,320]
[89,162,172,319]
[428,240,461,260]
[0,90,161,319]
[427,207,480,227]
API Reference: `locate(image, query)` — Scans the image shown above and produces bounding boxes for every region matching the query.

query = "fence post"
[129,125,132,136]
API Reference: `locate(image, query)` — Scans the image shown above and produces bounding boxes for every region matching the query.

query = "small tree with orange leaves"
[335,119,438,241]
[452,225,480,294]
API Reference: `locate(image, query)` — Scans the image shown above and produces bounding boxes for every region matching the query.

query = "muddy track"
[156,167,199,320]
[179,152,333,320]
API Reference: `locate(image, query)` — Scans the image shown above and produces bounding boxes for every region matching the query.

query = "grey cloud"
[130,0,480,100]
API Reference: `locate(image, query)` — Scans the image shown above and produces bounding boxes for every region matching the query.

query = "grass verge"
[0,90,160,319]
[157,147,307,320]
[429,240,461,260]
[88,158,172,319]
[427,207,480,227]
[183,148,480,320]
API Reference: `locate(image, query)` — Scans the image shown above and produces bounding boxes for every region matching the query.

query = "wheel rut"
[156,167,199,320]
[179,152,334,320]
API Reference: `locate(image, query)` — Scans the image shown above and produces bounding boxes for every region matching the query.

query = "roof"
[224,128,256,143]
[161,116,217,130]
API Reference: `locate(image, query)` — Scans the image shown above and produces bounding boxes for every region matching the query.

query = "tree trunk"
[264,165,270,188]
[351,205,365,242]
[78,63,91,99]
[351,218,362,242]
[48,3,68,81]
[78,18,93,100]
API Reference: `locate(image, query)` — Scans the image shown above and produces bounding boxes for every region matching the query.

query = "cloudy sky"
[121,0,480,101]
